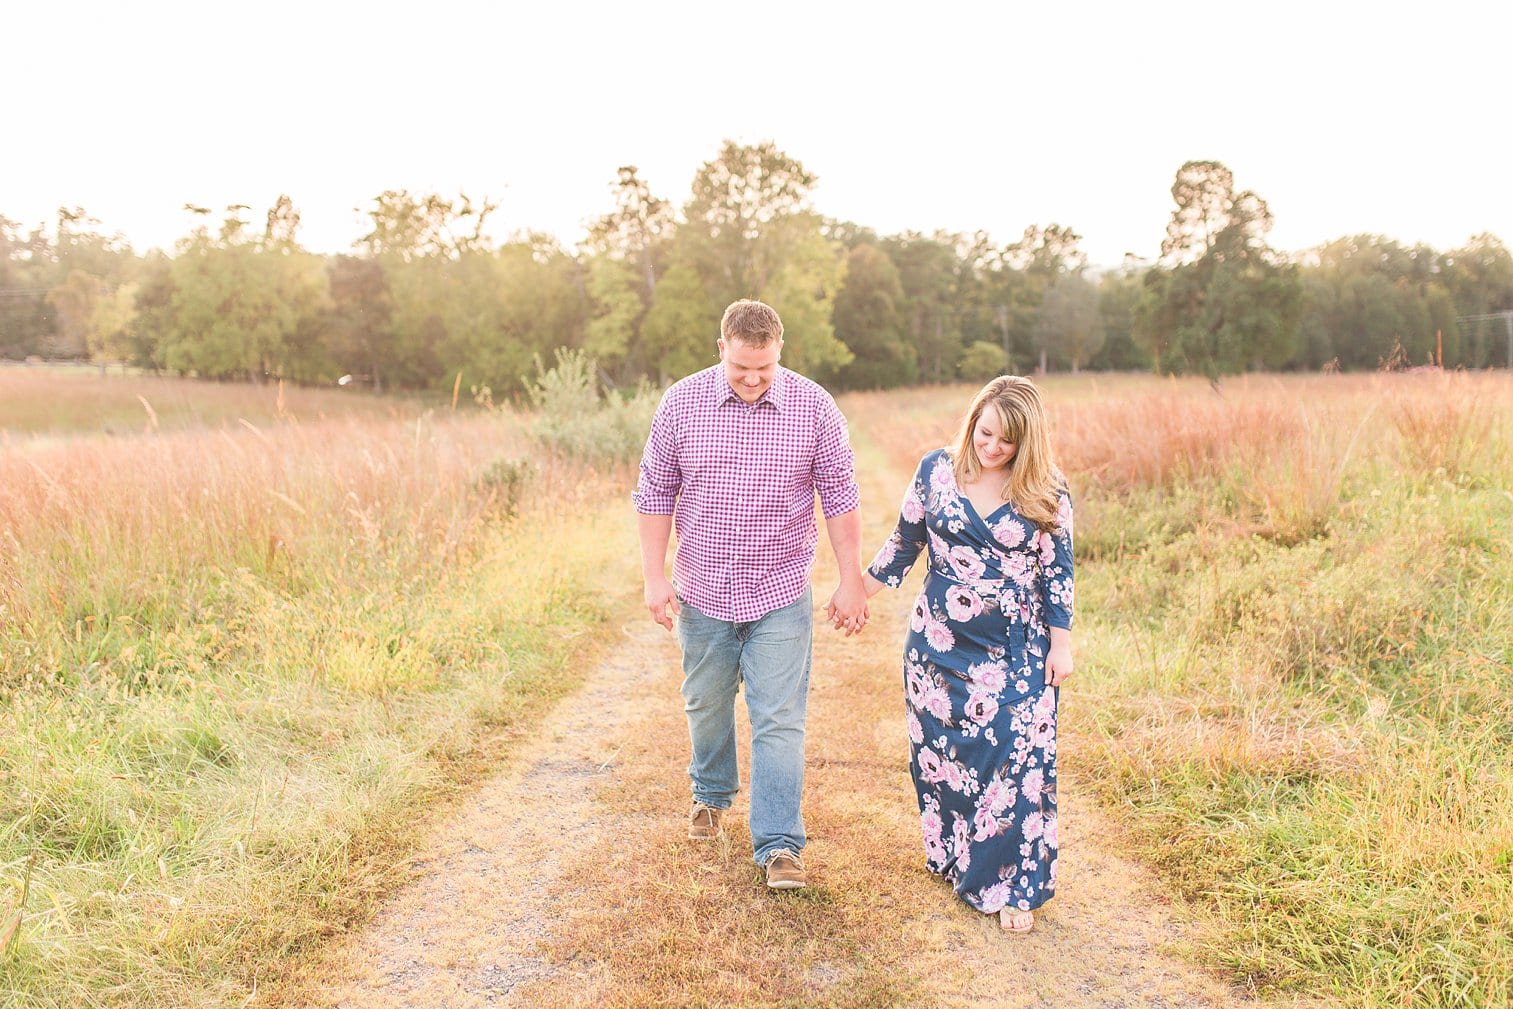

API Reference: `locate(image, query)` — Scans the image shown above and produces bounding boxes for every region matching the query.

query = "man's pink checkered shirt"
[633,364,861,623]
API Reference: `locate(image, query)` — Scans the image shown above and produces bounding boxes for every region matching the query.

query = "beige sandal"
[999,907,1034,933]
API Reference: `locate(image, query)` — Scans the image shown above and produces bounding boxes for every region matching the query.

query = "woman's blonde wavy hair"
[949,375,1064,533]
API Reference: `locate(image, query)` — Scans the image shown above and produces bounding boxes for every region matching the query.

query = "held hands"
[824,575,871,636]
[645,574,681,631]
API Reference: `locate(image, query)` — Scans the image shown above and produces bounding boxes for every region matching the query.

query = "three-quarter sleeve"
[1041,487,1075,630]
[631,388,680,514]
[812,394,861,519]
[866,453,931,587]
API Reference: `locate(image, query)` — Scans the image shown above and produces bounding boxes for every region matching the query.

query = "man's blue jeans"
[676,588,812,865]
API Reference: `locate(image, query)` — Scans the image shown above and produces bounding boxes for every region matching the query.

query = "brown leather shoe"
[764,849,807,889]
[688,803,724,839]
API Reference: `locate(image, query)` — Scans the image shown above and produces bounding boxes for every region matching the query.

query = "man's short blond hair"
[720,299,784,347]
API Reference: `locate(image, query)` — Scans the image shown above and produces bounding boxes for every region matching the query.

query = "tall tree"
[677,140,851,374]
[1034,274,1103,373]
[1137,162,1302,375]
[641,263,718,382]
[830,243,912,388]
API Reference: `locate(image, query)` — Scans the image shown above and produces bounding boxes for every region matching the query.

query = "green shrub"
[527,348,659,462]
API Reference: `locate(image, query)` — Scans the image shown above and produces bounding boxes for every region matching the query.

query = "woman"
[862,376,1074,933]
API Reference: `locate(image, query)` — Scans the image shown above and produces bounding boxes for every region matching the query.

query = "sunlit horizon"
[7,1,1510,266]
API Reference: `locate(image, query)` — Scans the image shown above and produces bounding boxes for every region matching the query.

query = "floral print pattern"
[868,449,1074,913]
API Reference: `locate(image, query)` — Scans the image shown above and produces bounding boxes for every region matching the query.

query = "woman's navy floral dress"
[867,448,1074,914]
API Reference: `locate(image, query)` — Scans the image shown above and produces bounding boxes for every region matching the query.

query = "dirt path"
[296,572,1282,1009]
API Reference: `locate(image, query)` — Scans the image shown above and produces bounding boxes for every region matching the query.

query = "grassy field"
[0,372,643,1007]
[1,369,1509,1008]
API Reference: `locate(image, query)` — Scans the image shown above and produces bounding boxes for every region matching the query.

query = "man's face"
[718,336,782,403]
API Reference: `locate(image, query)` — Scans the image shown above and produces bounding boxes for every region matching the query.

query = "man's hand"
[645,574,681,631]
[824,577,869,636]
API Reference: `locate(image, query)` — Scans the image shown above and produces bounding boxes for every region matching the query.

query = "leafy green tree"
[1004,224,1089,371]
[1136,162,1302,375]
[958,340,1008,380]
[432,237,587,395]
[882,233,964,383]
[641,263,718,381]
[830,243,912,388]
[1441,234,1513,367]
[326,254,392,390]
[1090,263,1151,370]
[0,216,56,358]
[585,166,672,300]
[677,140,850,375]
[1034,274,1103,373]
[351,190,503,388]
[583,255,644,379]
[159,200,329,381]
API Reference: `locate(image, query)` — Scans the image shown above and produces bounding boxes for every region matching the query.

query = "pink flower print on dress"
[901,485,925,524]
[1042,813,1059,848]
[953,817,972,872]
[917,746,945,783]
[924,618,955,652]
[964,691,999,726]
[942,759,969,794]
[923,682,952,722]
[1034,529,1056,566]
[972,806,999,842]
[930,457,955,493]
[1055,493,1073,538]
[1022,810,1045,842]
[872,536,898,570]
[909,593,929,633]
[945,585,984,622]
[992,516,1026,549]
[905,665,929,710]
[1003,552,1035,589]
[948,545,987,581]
[1030,709,1056,749]
[1021,767,1045,803]
[906,709,924,745]
[921,805,943,842]
[969,660,1007,694]
[983,778,1018,816]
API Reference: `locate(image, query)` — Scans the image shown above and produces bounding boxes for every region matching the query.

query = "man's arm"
[822,507,868,635]
[639,512,680,631]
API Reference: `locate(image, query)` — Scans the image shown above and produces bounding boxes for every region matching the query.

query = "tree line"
[3,145,1510,392]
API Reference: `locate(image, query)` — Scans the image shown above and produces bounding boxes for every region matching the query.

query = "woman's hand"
[1047,627,1074,687]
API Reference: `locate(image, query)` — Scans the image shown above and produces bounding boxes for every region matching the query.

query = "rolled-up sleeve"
[812,394,861,519]
[631,389,680,514]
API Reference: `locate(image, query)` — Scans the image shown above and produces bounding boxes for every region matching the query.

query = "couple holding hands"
[634,300,1074,934]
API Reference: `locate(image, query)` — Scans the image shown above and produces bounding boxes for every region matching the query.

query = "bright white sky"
[5,1,1509,267]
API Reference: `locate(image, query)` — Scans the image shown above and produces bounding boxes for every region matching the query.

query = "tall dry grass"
[0,381,644,1007]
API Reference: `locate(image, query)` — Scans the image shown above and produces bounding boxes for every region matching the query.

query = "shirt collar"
[708,365,787,411]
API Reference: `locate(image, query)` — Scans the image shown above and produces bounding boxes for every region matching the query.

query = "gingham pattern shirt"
[633,364,861,622]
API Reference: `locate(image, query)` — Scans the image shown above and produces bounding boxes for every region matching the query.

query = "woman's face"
[973,408,1018,472]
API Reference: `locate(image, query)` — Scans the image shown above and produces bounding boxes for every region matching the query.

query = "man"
[633,298,869,890]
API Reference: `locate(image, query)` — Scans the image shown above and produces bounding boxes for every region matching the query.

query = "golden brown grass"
[0,375,637,1008]
[0,366,418,437]
[2,369,1509,1009]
